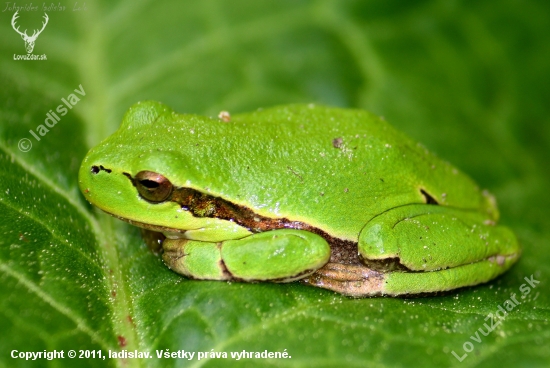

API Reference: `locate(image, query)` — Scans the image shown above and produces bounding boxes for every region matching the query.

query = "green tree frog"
[79,102,520,296]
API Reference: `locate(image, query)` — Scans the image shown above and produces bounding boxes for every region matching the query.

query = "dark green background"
[1,1,549,367]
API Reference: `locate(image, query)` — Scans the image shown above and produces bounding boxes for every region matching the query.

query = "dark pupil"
[140,180,160,189]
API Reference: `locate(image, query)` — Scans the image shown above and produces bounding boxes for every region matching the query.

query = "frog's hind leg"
[305,204,520,297]
[162,229,331,282]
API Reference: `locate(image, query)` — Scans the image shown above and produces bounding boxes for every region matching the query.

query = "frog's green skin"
[79,102,520,297]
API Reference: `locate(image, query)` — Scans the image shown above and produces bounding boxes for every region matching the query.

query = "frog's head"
[78,101,250,241]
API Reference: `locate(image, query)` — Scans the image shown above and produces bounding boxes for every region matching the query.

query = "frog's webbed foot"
[302,263,385,297]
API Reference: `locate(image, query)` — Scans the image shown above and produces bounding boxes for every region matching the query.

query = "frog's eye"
[134,171,173,203]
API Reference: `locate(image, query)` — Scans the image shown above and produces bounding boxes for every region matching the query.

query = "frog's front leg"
[162,229,331,282]
[305,204,520,296]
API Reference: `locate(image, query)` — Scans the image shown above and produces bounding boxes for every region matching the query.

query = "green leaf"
[1,1,549,367]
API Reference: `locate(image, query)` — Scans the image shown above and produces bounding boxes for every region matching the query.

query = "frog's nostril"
[91,165,112,174]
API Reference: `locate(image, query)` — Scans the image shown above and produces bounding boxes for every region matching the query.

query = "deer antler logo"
[11,11,49,54]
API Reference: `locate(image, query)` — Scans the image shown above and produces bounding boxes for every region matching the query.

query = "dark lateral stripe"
[169,186,357,251]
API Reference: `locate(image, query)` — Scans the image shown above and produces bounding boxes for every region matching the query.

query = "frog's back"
[123,103,492,241]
